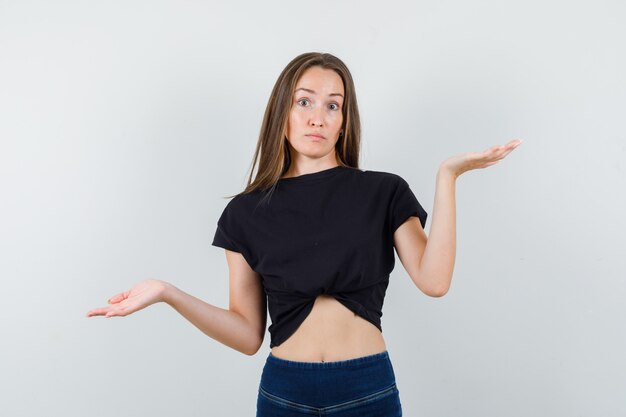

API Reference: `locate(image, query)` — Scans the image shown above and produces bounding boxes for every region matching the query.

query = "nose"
[309,107,324,127]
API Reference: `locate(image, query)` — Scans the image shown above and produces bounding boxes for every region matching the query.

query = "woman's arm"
[85,278,260,356]
[418,167,457,296]
[393,167,456,297]
[163,283,260,356]
[394,139,522,296]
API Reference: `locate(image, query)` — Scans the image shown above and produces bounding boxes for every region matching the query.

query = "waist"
[270,319,387,362]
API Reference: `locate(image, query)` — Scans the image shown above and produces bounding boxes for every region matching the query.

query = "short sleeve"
[212,198,244,253]
[389,176,428,232]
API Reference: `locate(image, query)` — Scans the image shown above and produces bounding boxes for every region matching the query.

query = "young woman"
[86,52,522,416]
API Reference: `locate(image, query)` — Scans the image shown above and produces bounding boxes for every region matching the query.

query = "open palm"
[442,139,523,177]
[85,278,167,318]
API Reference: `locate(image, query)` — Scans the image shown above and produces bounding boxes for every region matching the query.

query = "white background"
[1,0,624,416]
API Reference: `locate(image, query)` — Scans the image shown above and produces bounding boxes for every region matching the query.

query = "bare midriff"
[270,294,388,363]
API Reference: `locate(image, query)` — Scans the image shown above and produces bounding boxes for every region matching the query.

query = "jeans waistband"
[260,350,398,407]
[266,350,390,369]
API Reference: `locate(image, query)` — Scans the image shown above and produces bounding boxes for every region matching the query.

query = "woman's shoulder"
[222,187,275,215]
[361,168,406,184]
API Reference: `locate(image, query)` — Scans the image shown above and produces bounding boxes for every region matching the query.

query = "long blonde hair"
[226,52,362,201]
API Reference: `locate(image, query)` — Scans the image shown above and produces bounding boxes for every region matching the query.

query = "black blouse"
[211,165,428,348]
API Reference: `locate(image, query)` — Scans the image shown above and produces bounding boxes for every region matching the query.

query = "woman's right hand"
[85,278,170,318]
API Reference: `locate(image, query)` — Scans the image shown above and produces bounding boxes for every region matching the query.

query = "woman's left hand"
[441,139,523,178]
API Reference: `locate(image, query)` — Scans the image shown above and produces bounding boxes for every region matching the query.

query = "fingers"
[493,139,522,149]
[488,140,522,159]
[85,307,111,317]
[87,288,139,318]
[104,310,119,318]
[478,139,522,170]
[107,290,129,304]
[85,306,126,318]
[85,309,122,318]
[500,139,522,154]
[500,141,522,158]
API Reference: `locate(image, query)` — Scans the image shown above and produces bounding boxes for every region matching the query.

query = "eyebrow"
[294,87,344,98]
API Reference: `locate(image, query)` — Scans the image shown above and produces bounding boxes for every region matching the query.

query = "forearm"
[162,283,258,355]
[420,166,457,296]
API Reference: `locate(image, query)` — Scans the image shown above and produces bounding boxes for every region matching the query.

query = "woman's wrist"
[160,281,178,305]
[438,162,459,181]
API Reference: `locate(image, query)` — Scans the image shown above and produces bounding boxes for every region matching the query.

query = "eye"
[297,98,310,106]
[329,103,340,111]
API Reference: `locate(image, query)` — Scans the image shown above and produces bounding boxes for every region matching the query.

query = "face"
[285,66,345,164]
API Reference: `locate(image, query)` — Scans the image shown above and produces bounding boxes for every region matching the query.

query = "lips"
[306,133,325,139]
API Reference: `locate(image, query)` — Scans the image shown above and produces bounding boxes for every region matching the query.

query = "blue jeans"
[256,350,402,416]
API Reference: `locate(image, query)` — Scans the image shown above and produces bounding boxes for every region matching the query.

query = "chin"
[293,143,331,155]
[297,151,328,159]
